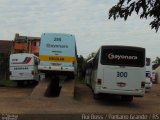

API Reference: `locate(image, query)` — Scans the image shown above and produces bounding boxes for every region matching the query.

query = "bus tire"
[17,81,24,87]
[121,95,133,102]
[67,73,75,80]
[93,93,101,100]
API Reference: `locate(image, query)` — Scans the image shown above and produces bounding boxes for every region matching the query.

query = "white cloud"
[0,0,159,59]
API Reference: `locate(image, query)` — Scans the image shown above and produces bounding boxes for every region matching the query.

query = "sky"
[0,0,160,59]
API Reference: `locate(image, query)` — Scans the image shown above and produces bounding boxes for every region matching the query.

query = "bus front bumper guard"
[95,88,145,97]
[38,65,75,72]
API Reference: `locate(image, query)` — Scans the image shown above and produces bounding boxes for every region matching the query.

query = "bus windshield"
[100,46,145,67]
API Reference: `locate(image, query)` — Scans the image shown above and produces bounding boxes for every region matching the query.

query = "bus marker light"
[141,81,145,88]
[97,79,102,85]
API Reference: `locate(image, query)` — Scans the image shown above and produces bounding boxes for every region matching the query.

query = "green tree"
[0,53,4,61]
[86,52,96,61]
[109,0,160,32]
[77,55,86,80]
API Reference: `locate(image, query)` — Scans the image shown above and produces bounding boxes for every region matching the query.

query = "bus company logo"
[107,53,138,60]
[12,57,32,64]
[46,44,68,48]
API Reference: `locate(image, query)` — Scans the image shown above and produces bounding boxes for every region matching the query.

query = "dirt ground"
[0,87,33,97]
[0,82,159,115]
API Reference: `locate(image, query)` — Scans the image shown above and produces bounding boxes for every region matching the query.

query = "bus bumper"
[95,88,145,97]
[38,65,75,72]
[10,76,34,81]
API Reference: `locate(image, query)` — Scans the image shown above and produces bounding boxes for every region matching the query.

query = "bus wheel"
[67,73,75,80]
[17,81,24,87]
[121,95,133,102]
[93,93,101,100]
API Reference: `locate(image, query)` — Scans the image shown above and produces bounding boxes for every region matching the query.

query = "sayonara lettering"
[108,53,138,60]
[46,44,68,48]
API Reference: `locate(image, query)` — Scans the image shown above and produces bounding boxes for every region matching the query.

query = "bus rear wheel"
[93,93,101,100]
[67,73,75,79]
[121,95,133,102]
[17,81,24,87]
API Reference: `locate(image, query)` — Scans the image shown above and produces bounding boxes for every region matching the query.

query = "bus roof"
[100,45,145,49]
[10,53,38,58]
[41,33,75,37]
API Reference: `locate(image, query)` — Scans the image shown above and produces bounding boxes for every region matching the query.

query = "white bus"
[38,33,77,79]
[9,53,39,86]
[146,58,153,80]
[85,45,146,102]
[145,58,153,89]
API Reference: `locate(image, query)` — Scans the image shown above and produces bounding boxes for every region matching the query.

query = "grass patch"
[0,79,16,87]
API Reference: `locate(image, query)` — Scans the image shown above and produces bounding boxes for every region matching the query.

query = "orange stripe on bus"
[39,55,75,62]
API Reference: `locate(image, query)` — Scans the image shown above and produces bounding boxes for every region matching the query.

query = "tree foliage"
[86,52,96,61]
[109,0,160,32]
[77,55,86,79]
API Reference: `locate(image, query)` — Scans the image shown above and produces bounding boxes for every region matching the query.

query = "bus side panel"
[91,69,98,92]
